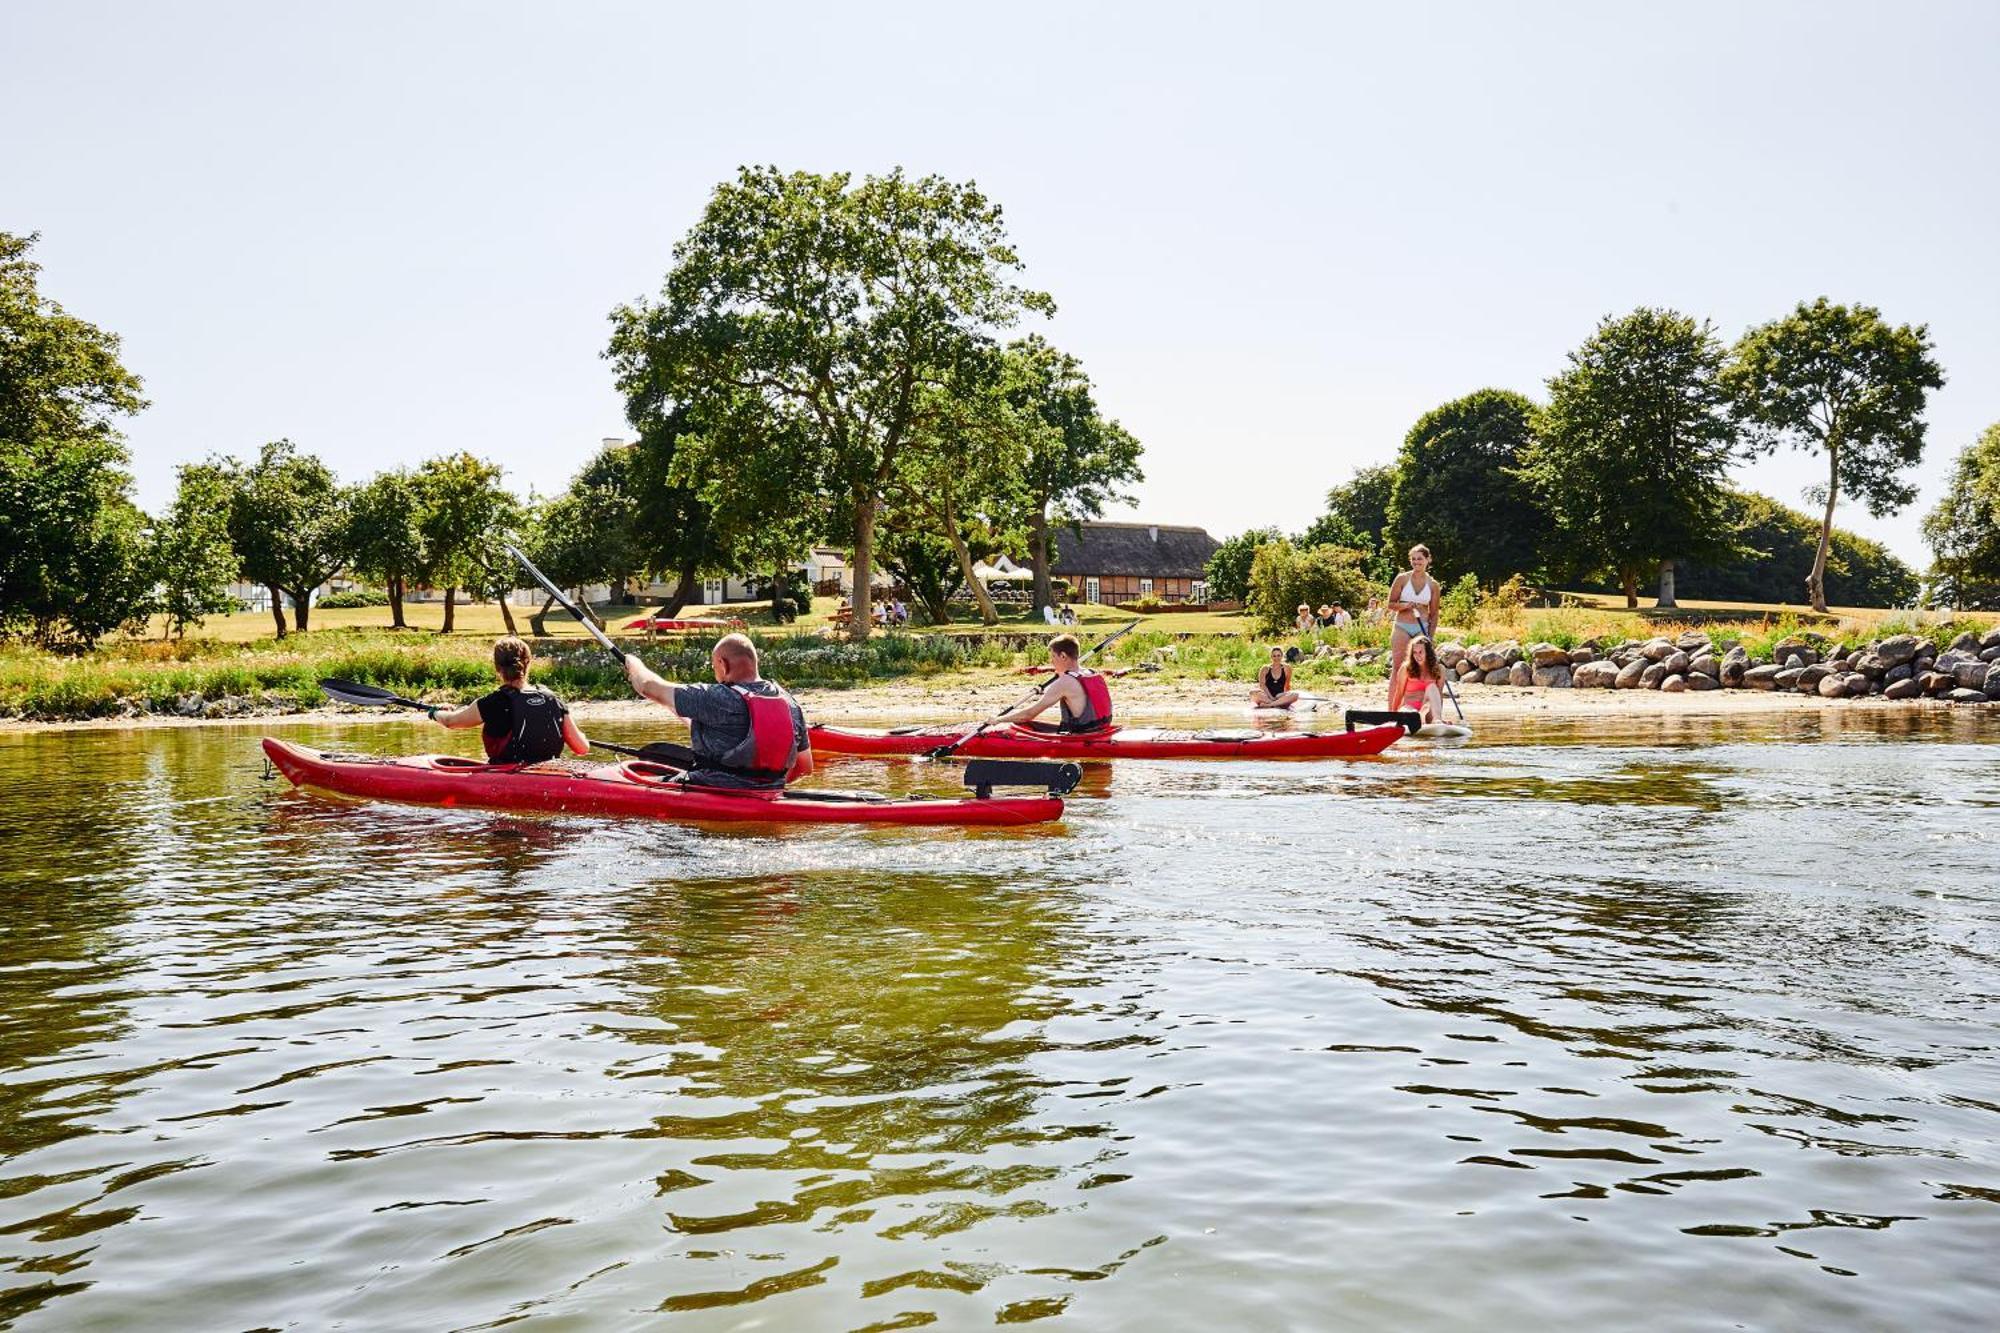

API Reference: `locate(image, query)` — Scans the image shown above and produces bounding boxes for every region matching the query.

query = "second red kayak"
[807,722,1406,761]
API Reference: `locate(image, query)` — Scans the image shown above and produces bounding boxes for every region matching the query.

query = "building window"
[1085,577,1100,604]
[1192,580,1208,604]
[1139,578,1154,600]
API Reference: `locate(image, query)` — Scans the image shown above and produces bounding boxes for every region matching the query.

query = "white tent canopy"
[970,554,1032,583]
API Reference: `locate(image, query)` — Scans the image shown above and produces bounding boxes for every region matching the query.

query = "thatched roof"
[1048,522,1220,578]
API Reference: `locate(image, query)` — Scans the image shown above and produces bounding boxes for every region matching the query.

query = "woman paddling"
[1251,646,1300,709]
[431,636,590,764]
[1400,636,1445,727]
[1386,544,1437,711]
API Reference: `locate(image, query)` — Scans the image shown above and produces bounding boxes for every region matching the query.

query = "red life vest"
[734,685,800,777]
[1059,669,1113,732]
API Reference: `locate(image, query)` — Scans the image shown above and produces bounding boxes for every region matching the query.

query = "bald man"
[622,633,812,788]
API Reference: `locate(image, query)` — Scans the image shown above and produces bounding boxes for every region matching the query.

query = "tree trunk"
[941,506,999,626]
[291,588,310,631]
[663,566,698,618]
[1808,446,1840,613]
[389,576,406,629]
[1621,567,1638,609]
[1656,559,1677,609]
[770,563,787,623]
[530,593,554,636]
[441,587,456,634]
[1030,507,1053,613]
[268,585,287,639]
[850,497,875,641]
[496,589,518,635]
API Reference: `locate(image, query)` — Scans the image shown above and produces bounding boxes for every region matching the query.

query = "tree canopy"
[151,465,238,638]
[1382,389,1548,588]
[1520,308,1737,607]
[346,469,426,628]
[1923,423,2000,610]
[416,452,519,634]
[1204,527,1282,604]
[1724,298,1944,611]
[211,440,352,635]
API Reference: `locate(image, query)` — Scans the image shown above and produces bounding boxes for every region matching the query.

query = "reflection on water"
[0,713,1997,1328]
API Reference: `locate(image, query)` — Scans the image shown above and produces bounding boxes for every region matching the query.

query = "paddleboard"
[1415,722,1472,739]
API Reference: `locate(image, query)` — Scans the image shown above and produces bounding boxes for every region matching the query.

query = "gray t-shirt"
[673,679,808,786]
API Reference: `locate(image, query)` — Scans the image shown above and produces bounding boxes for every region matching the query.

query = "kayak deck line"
[808,722,1407,761]
[261,739,1064,827]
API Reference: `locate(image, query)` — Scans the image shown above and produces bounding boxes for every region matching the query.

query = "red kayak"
[623,616,739,631]
[807,722,1405,761]
[263,739,1062,827]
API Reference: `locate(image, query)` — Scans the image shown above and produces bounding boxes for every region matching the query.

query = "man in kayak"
[987,634,1114,734]
[431,636,591,764]
[621,632,813,788]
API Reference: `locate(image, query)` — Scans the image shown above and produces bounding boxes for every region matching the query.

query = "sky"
[7,0,1996,566]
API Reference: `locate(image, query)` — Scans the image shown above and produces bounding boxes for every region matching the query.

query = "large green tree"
[1611,488,1917,608]
[0,231,155,648]
[1724,298,1945,612]
[1300,465,1395,579]
[1521,308,1736,608]
[1000,335,1143,613]
[1204,527,1281,604]
[606,166,1050,639]
[211,440,350,636]
[1922,423,2000,610]
[151,465,238,638]
[416,452,519,634]
[1383,390,1550,587]
[346,468,426,628]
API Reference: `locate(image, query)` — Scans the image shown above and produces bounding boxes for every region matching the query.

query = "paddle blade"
[320,678,426,710]
[962,759,1083,797]
[1344,708,1421,736]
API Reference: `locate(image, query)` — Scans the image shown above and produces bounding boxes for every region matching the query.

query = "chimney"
[1148,525,1158,542]
[602,437,629,450]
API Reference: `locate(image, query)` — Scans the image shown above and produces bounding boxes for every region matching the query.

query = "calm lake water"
[3,711,1998,1331]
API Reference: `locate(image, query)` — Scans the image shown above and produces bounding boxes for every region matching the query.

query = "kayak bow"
[262,739,1064,827]
[809,722,1405,761]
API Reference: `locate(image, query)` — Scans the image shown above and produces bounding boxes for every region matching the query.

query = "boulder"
[175,692,206,717]
[1883,676,1923,701]
[1615,660,1648,690]
[1532,663,1572,688]
[1529,642,1570,667]
[1438,641,1467,669]
[1743,664,1783,691]
[1720,646,1750,687]
[1483,667,1512,685]
[1640,663,1667,689]
[1950,630,1979,652]
[1954,661,1988,690]
[1920,670,1954,696]
[1573,660,1620,688]
[1983,626,2000,651]
[1642,637,1676,662]
[1568,646,1597,666]
[1456,660,1479,678]
[1817,673,1849,699]
[1949,687,1990,705]
[1847,674,1873,697]
[1775,668,1804,690]
[1885,663,1913,685]
[1771,636,1813,665]
[1690,653,1719,678]
[1982,645,2000,663]
[1986,662,2000,698]
[1663,650,1691,676]
[1676,631,1711,652]
[1661,673,1688,693]
[1474,644,1512,672]
[1508,661,1532,687]
[1874,634,1921,668]
[1799,663,1832,688]
[1686,671,1720,691]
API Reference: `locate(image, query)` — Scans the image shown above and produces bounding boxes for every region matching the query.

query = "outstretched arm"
[624,655,682,708]
[433,702,482,729]
[990,678,1064,726]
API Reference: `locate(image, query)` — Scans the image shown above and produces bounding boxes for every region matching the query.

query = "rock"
[1438,641,1466,668]
[1950,631,1979,652]
[1949,687,1989,705]
[1475,645,1510,672]
[1484,667,1512,686]
[175,692,206,717]
[1885,663,1913,684]
[1690,653,1719,678]
[1847,674,1873,697]
[1532,663,1573,688]
[1874,634,1920,668]
[1920,670,1953,696]
[1573,660,1620,688]
[1642,638,1676,662]
[1883,676,1922,701]
[1983,626,2000,650]
[1720,646,1749,687]
[1661,673,1687,693]
[1799,663,1832,688]
[1954,661,1988,690]
[1817,673,1849,699]
[1640,663,1667,689]
[1743,664,1783,691]
[1784,653,1806,670]
[1775,667,1803,690]
[1982,645,2000,663]
[1676,631,1710,651]
[1507,661,1532,687]
[1771,636,1812,664]
[1615,660,1648,690]
[1567,646,1596,666]
[1662,650,1691,676]
[1529,642,1569,667]
[1686,671,1720,691]
[1986,662,2000,698]
[1456,660,1479,678]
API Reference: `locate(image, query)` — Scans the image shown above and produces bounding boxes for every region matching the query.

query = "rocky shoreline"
[1415,626,2000,705]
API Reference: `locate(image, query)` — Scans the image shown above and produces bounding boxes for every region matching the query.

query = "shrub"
[1247,541,1377,632]
[318,588,391,609]
[1437,573,1480,633]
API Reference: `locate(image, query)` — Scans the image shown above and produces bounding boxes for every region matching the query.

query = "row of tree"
[1216,302,1952,612]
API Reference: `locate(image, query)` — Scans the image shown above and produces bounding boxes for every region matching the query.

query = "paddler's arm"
[561,713,590,756]
[431,701,483,729]
[989,676,1066,726]
[623,655,686,709]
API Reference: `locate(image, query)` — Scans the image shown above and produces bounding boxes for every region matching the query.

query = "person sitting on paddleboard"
[620,632,813,789]
[1386,543,1437,710]
[1401,636,1445,727]
[431,636,590,764]
[988,633,1114,734]
[1251,645,1300,709]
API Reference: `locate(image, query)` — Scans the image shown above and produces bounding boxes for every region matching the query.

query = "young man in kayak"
[621,632,813,788]
[987,634,1114,734]
[431,636,591,764]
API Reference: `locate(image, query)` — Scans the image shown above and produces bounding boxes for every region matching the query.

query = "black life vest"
[1058,669,1113,732]
[484,686,566,764]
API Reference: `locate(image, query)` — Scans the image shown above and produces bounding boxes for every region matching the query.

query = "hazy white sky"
[8,1,1995,564]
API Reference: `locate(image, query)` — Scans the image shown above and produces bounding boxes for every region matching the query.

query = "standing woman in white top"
[1385,544,1437,711]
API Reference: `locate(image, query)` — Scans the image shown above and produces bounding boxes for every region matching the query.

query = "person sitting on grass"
[1295,603,1316,633]
[430,635,590,764]
[986,633,1114,734]
[620,632,813,789]
[1251,645,1301,709]
[1400,636,1445,727]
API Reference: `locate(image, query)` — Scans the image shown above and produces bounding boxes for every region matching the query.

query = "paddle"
[925,619,1140,762]
[1418,612,1469,725]
[503,541,624,664]
[321,677,440,715]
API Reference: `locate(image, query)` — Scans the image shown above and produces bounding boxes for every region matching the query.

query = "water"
[2,712,1998,1330]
